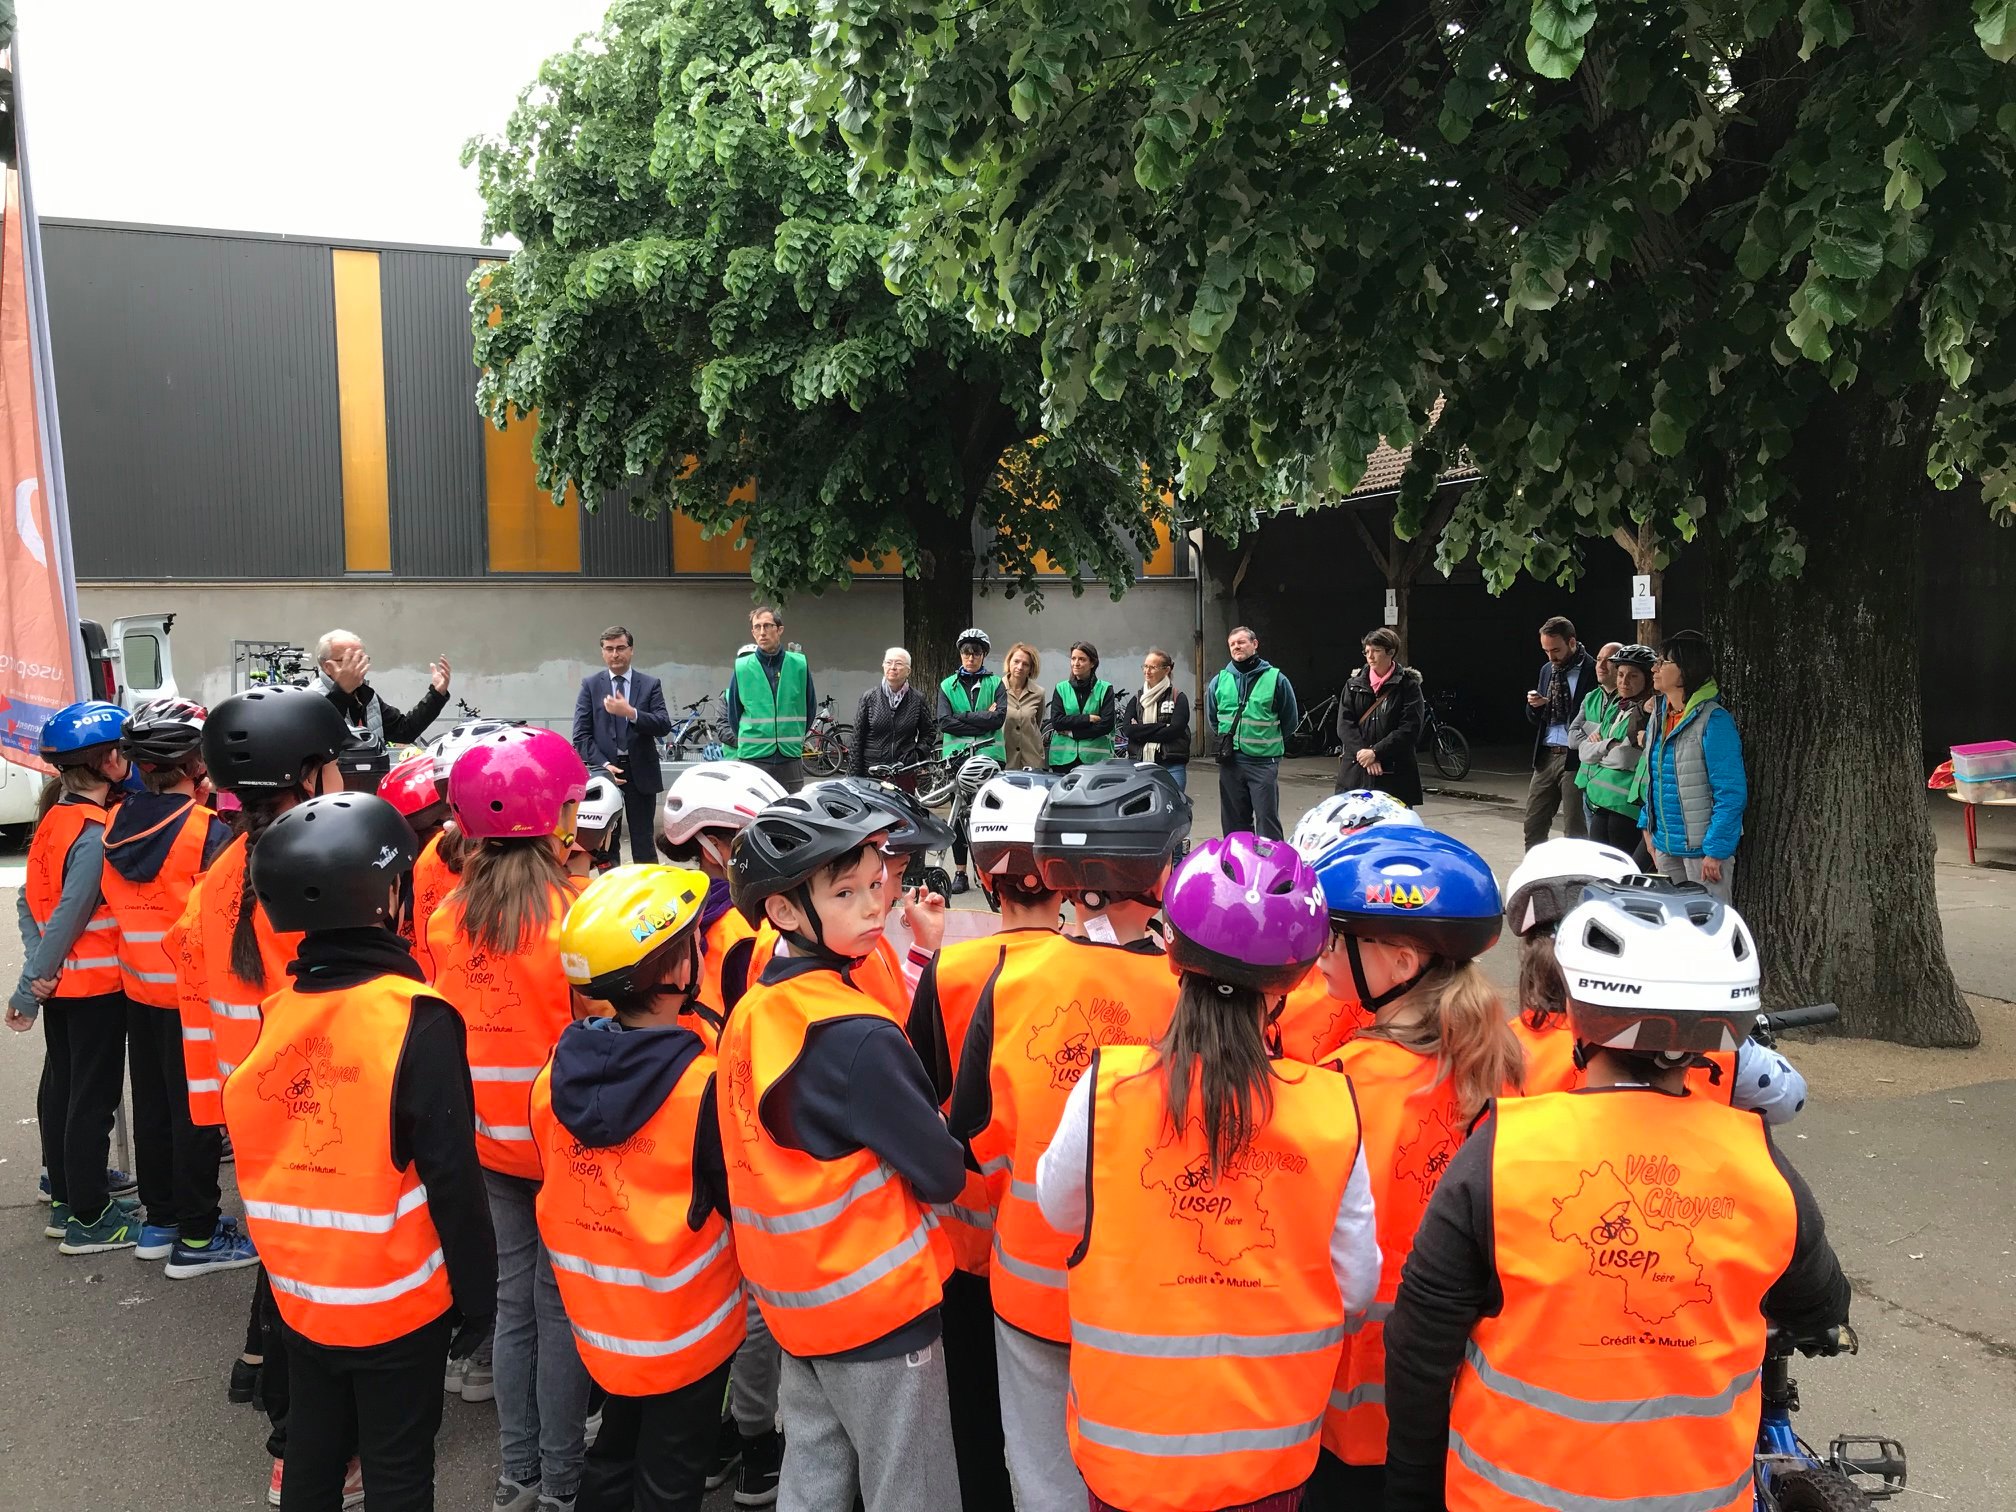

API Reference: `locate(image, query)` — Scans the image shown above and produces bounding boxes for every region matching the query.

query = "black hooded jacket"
[102,791,234,884]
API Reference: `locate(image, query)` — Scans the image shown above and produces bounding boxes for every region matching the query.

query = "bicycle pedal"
[1829,1435,1907,1498]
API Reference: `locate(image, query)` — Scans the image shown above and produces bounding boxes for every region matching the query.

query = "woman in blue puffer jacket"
[1637,629,1747,901]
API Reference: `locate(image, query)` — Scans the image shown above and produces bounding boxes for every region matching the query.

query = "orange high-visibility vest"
[224,975,455,1347]
[428,882,582,1180]
[1274,966,1367,1064]
[738,924,907,1023]
[530,1047,747,1396]
[716,966,948,1357]
[409,832,456,964]
[101,801,212,1009]
[968,934,1179,1341]
[170,836,302,1128]
[1446,1091,1797,1511]
[697,907,757,1038]
[1505,1015,1736,1103]
[1066,1047,1360,1512]
[915,927,1052,1274]
[1320,1035,1480,1464]
[23,800,122,998]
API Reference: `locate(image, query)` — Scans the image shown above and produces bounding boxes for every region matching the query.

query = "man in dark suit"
[572,625,672,865]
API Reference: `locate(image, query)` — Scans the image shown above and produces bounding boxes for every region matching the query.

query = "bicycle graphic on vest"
[257,1039,354,1157]
[1142,1120,1276,1267]
[1393,1107,1459,1199]
[443,945,521,1022]
[1171,1155,1215,1193]
[1590,1201,1639,1247]
[1026,998,1142,1091]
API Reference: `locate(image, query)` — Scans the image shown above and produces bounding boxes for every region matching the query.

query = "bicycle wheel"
[1432,724,1472,781]
[817,724,853,777]
[918,759,956,808]
[1764,1467,1876,1511]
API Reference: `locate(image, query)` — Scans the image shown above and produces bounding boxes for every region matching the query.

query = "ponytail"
[232,789,305,986]
[438,821,475,877]
[457,836,571,954]
[1360,955,1525,1121]
[1517,933,1567,1032]
[1157,974,1277,1178]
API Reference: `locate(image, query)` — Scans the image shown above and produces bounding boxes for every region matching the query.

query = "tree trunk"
[1612,522,1664,645]
[904,499,978,699]
[1708,381,1977,1047]
[1391,579,1412,663]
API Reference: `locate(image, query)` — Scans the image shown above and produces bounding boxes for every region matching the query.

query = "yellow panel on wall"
[485,414,581,573]
[672,508,754,574]
[1144,516,1177,576]
[331,249,391,572]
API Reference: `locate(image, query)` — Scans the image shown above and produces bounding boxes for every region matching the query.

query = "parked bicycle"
[663,696,730,762]
[1755,1323,1905,1508]
[1420,688,1472,781]
[869,738,997,895]
[803,695,853,777]
[1287,691,1343,758]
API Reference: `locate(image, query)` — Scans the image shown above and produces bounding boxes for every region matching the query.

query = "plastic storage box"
[1955,774,2016,804]
[1950,740,2016,782]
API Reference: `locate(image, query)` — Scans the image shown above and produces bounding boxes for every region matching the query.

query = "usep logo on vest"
[257,1038,360,1162]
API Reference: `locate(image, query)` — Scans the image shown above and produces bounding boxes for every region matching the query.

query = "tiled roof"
[1347,398,1480,498]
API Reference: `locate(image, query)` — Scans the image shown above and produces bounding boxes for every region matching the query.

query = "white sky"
[21,0,613,248]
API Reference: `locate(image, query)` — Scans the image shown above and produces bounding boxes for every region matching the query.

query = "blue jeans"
[1165,763,1189,793]
[486,1168,592,1498]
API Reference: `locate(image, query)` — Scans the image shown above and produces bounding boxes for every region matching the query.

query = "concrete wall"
[77,577,1205,733]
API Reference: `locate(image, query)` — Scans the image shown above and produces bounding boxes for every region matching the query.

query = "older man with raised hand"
[724,605,815,792]
[314,628,451,744]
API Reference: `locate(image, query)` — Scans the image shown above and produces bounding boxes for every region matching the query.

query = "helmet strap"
[779,882,838,962]
[1345,935,1429,1012]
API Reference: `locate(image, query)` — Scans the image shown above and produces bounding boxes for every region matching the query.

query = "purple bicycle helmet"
[1164,833,1328,994]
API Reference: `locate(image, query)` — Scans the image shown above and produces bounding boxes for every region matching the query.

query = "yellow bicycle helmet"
[560,864,710,1002]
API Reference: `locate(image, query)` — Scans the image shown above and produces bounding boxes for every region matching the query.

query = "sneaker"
[267,1459,284,1508]
[735,1428,783,1507]
[444,1354,468,1394]
[536,1500,575,1512]
[59,1200,143,1255]
[341,1458,365,1509]
[135,1222,179,1261]
[459,1357,495,1403]
[37,1169,50,1204]
[583,1404,603,1449]
[949,871,970,896]
[164,1216,260,1279]
[220,1132,235,1166]
[229,1357,263,1406]
[706,1415,743,1490]
[494,1477,540,1512]
[106,1165,139,1200]
[42,1201,70,1239]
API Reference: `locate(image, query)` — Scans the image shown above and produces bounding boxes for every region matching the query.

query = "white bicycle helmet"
[427,718,515,782]
[955,753,1004,797]
[1556,880,1760,1060]
[575,774,626,852]
[1290,789,1422,861]
[956,627,991,652]
[1504,838,1641,939]
[969,771,1057,890]
[661,760,788,847]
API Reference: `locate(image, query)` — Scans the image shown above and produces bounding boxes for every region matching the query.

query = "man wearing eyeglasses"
[725,605,815,791]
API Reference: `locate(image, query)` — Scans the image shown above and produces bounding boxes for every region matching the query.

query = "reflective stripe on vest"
[940,673,1006,761]
[225,976,453,1347]
[532,1052,747,1395]
[192,836,301,1113]
[1046,679,1115,767]
[102,802,212,1008]
[428,884,582,1179]
[974,935,1179,1341]
[1443,1092,1797,1512]
[716,967,948,1356]
[23,801,123,998]
[1064,1046,1359,1512]
[1578,700,1644,817]
[732,652,810,759]
[1211,665,1285,758]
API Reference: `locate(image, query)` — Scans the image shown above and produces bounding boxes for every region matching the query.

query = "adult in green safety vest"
[1575,642,1654,858]
[724,605,814,791]
[937,628,1008,895]
[1047,642,1117,773]
[1208,625,1299,840]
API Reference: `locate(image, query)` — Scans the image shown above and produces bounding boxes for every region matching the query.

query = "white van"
[0,614,178,834]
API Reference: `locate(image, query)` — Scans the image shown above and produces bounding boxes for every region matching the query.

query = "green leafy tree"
[464,0,1242,692]
[805,0,2016,1045]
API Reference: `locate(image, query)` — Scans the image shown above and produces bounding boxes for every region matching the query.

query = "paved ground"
[0,759,2008,1508]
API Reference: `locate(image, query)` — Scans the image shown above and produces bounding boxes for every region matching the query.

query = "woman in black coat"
[1333,627,1427,806]
[850,648,937,779]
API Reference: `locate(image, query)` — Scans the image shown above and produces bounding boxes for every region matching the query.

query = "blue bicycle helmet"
[39,701,130,767]
[1310,827,1503,963]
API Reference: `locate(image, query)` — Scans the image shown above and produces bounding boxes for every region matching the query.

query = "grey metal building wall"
[44,223,347,579]
[583,491,673,577]
[381,251,490,577]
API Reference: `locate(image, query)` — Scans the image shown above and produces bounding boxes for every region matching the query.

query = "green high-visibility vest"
[1048,679,1115,767]
[1210,665,1284,758]
[732,651,809,759]
[1580,699,1645,819]
[940,672,1006,761]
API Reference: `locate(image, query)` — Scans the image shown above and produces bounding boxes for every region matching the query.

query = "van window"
[123,631,162,691]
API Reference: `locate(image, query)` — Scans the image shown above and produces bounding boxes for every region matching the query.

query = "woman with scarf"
[1334,627,1427,806]
[1001,643,1048,771]
[850,647,937,783]
[1119,647,1192,791]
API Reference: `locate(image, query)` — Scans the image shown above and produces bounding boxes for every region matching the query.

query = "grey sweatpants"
[777,1340,963,1512]
[993,1319,1085,1512]
[729,1295,781,1433]
[1653,849,1736,902]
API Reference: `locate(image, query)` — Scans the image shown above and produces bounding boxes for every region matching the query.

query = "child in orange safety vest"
[654,759,787,1036]
[533,863,761,1512]
[9,701,138,1256]
[1303,826,1525,1511]
[716,785,967,1512]
[377,751,451,946]
[1037,834,1380,1512]
[427,724,594,1510]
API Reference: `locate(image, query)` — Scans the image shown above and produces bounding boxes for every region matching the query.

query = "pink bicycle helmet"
[448,726,589,840]
[1164,833,1328,994]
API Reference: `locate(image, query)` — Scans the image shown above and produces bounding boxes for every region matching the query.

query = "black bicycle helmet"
[955,627,991,652]
[251,793,417,932]
[1033,760,1193,900]
[728,785,893,926]
[1613,643,1657,675]
[200,687,351,793]
[337,727,392,795]
[121,697,209,766]
[817,776,956,855]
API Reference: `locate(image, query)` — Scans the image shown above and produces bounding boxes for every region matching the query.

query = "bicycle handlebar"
[1758,1003,1839,1033]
